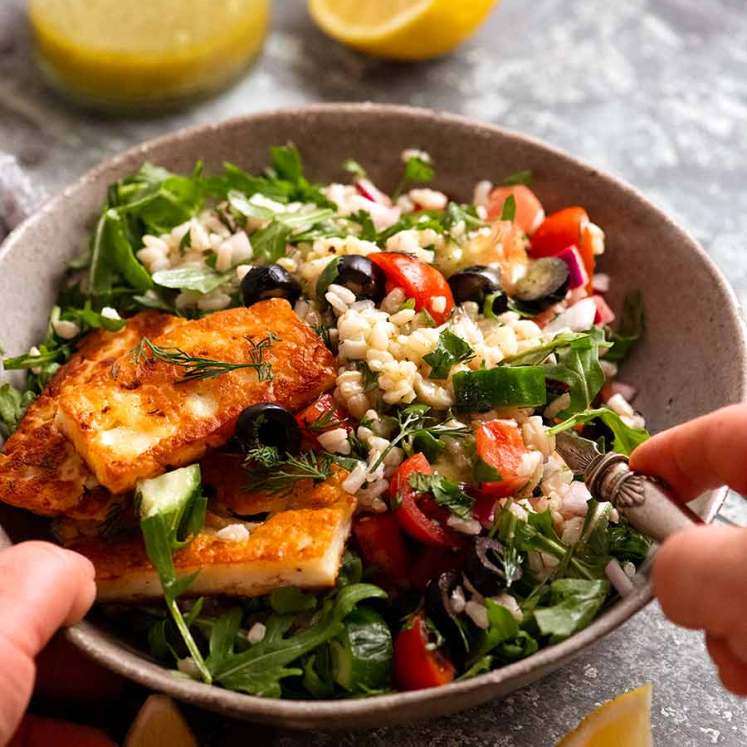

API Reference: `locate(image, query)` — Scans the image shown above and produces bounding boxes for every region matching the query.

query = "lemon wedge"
[557,684,654,747]
[308,0,498,60]
[125,695,197,747]
[28,0,269,111]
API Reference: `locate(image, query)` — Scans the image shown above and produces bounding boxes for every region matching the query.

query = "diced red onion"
[592,273,611,293]
[605,558,634,596]
[556,245,589,289]
[354,178,392,206]
[591,294,616,325]
[610,380,638,402]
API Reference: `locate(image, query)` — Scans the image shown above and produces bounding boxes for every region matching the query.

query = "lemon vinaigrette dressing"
[29,0,270,111]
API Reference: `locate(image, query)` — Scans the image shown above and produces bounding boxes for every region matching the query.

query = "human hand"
[0,541,96,744]
[630,403,747,696]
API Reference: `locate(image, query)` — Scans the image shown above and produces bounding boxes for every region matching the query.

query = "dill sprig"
[133,333,278,383]
[243,446,333,493]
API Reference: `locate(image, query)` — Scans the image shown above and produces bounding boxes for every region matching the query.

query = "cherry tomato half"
[353,513,411,586]
[296,393,352,445]
[474,419,530,498]
[394,612,456,691]
[390,453,463,549]
[369,252,454,324]
[486,185,545,236]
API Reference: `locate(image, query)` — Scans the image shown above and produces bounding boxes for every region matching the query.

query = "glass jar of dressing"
[28,0,270,113]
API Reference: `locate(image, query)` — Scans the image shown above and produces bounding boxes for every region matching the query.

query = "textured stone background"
[1,0,746,743]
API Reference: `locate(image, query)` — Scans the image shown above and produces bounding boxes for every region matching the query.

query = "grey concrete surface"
[1,0,746,743]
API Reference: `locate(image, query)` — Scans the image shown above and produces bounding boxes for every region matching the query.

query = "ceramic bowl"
[0,104,744,729]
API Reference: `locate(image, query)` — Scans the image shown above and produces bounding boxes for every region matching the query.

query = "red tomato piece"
[530,206,589,258]
[394,613,456,691]
[296,394,352,445]
[474,419,530,498]
[353,513,411,586]
[389,454,462,549]
[486,185,545,236]
[369,252,454,324]
[470,488,499,529]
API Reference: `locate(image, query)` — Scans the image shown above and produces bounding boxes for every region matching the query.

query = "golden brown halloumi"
[72,468,355,601]
[57,300,336,495]
[0,312,180,517]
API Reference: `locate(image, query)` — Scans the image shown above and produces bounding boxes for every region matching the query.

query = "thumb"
[0,542,96,745]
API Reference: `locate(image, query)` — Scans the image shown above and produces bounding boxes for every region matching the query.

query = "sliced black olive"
[235,403,301,455]
[464,537,520,597]
[425,570,467,660]
[512,257,569,312]
[317,255,386,302]
[241,264,302,307]
[447,265,501,307]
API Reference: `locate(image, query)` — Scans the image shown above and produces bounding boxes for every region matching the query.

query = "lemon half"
[308,0,498,60]
[557,684,654,747]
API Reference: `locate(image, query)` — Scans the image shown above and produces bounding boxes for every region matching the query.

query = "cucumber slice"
[331,608,393,693]
[136,464,202,533]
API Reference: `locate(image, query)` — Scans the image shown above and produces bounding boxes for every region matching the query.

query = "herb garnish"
[369,404,471,472]
[547,406,649,456]
[501,170,534,187]
[423,329,475,379]
[243,447,334,493]
[500,194,517,222]
[133,333,277,383]
[393,154,435,199]
[408,472,474,519]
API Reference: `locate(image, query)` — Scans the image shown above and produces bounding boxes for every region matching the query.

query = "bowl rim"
[1,102,745,726]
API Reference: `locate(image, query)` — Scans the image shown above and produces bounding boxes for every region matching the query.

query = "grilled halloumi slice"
[0,311,180,517]
[71,468,355,601]
[57,300,336,495]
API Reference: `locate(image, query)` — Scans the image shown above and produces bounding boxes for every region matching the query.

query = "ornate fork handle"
[583,452,702,543]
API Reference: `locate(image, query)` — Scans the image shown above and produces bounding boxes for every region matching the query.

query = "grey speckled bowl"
[0,104,745,729]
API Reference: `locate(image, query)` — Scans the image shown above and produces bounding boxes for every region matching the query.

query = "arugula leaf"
[211,584,386,696]
[501,170,534,187]
[503,331,588,366]
[543,327,609,416]
[605,291,644,363]
[0,383,35,438]
[61,302,127,332]
[152,266,230,294]
[408,472,474,519]
[270,587,318,615]
[501,194,517,222]
[469,599,519,661]
[533,578,609,642]
[423,329,475,379]
[547,407,649,456]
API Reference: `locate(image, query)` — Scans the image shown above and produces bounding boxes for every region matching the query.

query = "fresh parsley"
[500,193,517,222]
[408,472,474,519]
[393,154,435,199]
[423,329,475,379]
